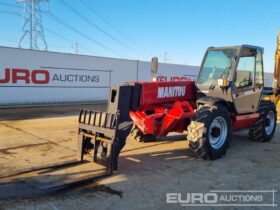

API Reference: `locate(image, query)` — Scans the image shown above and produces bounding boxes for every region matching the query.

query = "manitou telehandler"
[78,45,277,174]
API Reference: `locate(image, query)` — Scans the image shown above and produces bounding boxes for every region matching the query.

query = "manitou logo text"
[158,86,186,98]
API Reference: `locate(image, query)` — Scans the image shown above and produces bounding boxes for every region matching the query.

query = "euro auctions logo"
[0,68,49,84]
[166,190,277,207]
[0,68,101,86]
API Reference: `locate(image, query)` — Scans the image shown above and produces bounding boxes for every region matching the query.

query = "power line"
[0,2,131,58]
[79,46,95,55]
[0,34,17,43]
[1,0,152,58]
[0,9,20,16]
[80,0,153,56]
[43,11,124,57]
[0,33,18,48]
[43,27,72,44]
[0,2,92,53]
[0,1,20,8]
[43,27,96,55]
[0,8,71,45]
[0,8,94,55]
[58,0,137,55]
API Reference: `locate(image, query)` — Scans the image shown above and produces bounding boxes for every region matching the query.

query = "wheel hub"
[266,118,271,126]
[211,127,221,138]
[265,111,275,136]
[209,116,227,149]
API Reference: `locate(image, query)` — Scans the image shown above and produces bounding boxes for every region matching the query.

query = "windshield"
[197,49,237,86]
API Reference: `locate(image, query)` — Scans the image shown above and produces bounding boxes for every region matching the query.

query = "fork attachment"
[77,85,136,174]
[78,110,119,174]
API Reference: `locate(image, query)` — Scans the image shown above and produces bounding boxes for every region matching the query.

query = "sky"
[0,0,279,72]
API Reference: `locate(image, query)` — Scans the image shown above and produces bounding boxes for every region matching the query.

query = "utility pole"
[163,52,168,63]
[17,0,48,50]
[74,41,79,54]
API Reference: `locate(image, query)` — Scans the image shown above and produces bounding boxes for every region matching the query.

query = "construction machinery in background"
[263,31,280,114]
[78,44,277,173]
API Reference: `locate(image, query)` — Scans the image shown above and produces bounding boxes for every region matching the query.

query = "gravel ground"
[0,105,279,210]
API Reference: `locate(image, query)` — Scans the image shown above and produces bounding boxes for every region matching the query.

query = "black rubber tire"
[249,101,277,142]
[127,125,155,142]
[187,104,231,160]
[128,126,142,142]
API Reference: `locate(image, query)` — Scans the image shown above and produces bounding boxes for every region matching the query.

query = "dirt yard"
[0,104,279,210]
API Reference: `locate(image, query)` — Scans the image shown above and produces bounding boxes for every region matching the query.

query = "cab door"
[232,48,264,114]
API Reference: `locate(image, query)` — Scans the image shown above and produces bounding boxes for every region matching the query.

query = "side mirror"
[151,57,158,74]
[218,78,229,87]
[218,78,230,92]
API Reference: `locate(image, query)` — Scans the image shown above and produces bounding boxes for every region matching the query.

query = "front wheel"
[187,104,231,160]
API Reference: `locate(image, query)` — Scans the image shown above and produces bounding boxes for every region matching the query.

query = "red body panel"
[129,81,196,137]
[157,101,195,136]
[138,81,196,110]
[232,113,260,130]
[128,81,262,138]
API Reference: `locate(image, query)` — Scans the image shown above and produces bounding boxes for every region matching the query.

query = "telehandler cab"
[78,45,277,173]
[188,45,276,159]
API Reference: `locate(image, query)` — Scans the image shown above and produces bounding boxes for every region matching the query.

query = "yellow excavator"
[274,30,280,114]
[264,30,280,115]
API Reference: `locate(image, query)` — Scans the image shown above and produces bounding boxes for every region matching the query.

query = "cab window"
[235,49,255,88]
[255,49,264,85]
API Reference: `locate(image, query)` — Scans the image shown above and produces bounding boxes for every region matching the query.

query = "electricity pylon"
[17,0,48,50]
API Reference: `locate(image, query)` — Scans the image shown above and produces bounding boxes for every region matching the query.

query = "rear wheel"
[249,101,277,142]
[187,104,231,160]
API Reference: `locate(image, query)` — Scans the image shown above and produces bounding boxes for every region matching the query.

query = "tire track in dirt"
[0,122,76,153]
[0,142,56,155]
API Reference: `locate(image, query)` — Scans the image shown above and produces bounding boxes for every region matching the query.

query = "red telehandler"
[78,45,277,175]
[2,45,277,195]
